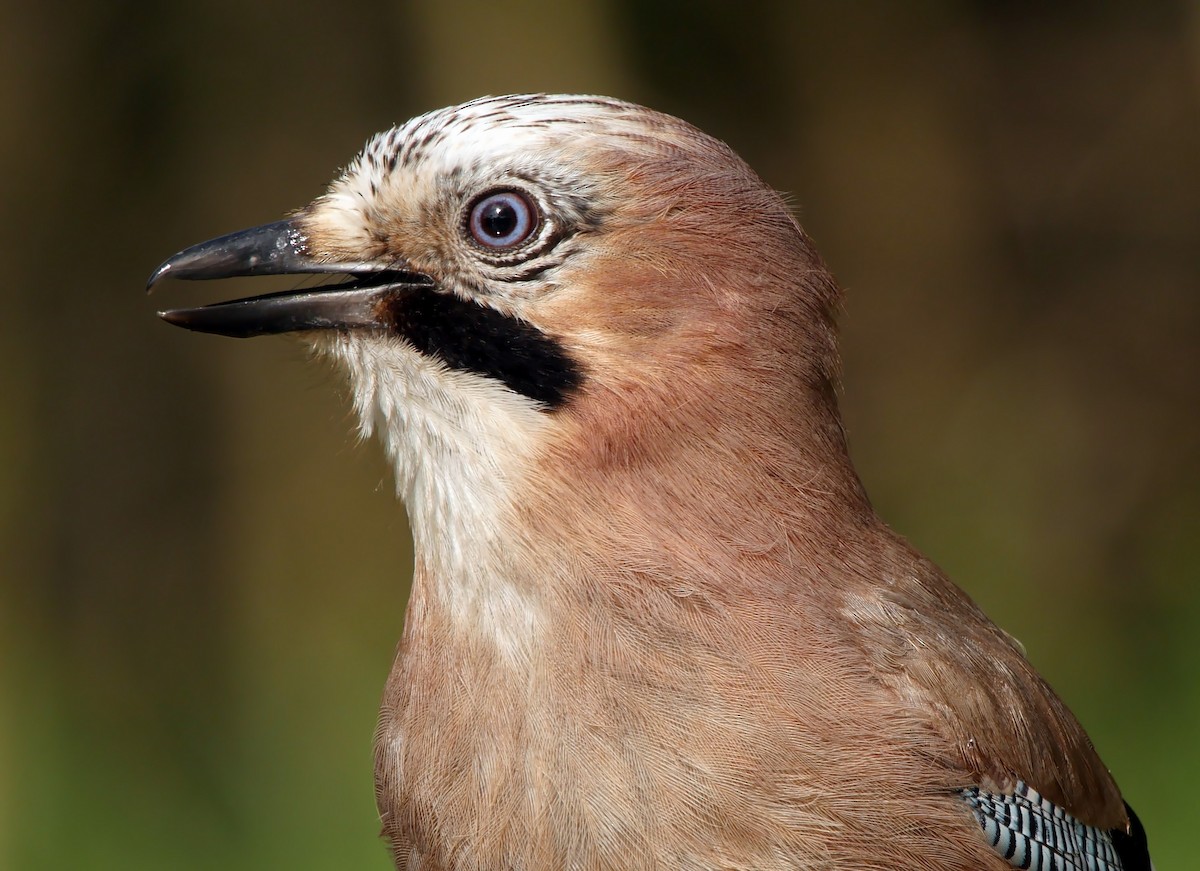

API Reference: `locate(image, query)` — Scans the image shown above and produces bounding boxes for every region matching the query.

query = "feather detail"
[963,781,1151,871]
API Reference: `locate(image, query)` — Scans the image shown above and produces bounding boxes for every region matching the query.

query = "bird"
[148,94,1152,871]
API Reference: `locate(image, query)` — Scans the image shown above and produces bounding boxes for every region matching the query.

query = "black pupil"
[480,200,518,238]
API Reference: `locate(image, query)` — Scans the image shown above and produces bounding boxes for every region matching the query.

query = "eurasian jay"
[149,94,1152,871]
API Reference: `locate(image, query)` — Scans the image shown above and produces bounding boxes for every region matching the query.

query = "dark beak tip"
[157,307,206,333]
[146,219,308,295]
[156,303,260,338]
[148,219,423,338]
[146,262,171,294]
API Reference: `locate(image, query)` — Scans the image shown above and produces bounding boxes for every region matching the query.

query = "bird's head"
[150,95,862,590]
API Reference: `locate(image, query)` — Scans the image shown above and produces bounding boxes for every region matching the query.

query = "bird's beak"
[147,218,431,338]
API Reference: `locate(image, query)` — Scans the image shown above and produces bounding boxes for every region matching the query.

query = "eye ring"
[466,189,538,250]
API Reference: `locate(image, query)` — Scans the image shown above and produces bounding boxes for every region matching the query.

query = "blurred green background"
[2,1,1196,868]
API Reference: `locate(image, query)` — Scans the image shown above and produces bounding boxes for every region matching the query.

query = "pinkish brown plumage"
[151,94,1151,871]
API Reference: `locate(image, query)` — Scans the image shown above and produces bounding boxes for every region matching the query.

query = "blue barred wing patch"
[962,781,1124,871]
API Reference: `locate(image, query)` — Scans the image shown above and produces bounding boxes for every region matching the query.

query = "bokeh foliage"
[1,1,1196,867]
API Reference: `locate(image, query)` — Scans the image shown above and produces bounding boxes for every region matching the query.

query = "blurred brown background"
[2,1,1196,867]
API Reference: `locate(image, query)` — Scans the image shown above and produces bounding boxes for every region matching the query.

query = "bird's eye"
[467,190,537,249]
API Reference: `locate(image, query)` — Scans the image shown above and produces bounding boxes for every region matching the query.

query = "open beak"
[147,219,431,338]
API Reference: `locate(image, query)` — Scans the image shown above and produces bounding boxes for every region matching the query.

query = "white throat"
[321,334,550,660]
